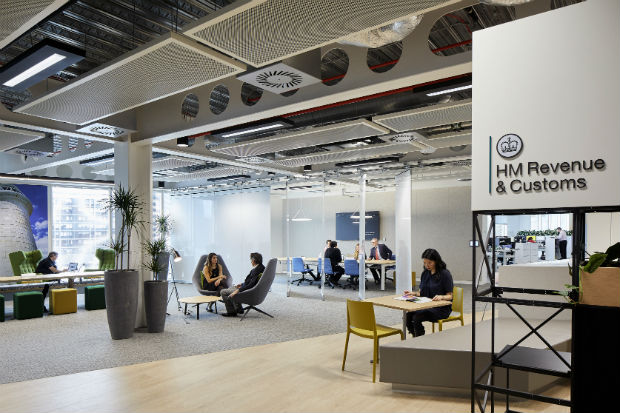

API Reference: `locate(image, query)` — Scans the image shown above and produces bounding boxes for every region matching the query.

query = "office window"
[51,187,111,268]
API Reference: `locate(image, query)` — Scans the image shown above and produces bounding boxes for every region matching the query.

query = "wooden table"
[0,271,105,288]
[178,295,220,320]
[365,295,452,339]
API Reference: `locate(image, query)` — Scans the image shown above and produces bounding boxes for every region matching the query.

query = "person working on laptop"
[35,251,67,312]
[368,238,392,285]
[403,248,453,337]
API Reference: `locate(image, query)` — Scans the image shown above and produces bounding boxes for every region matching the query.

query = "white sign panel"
[472,0,620,211]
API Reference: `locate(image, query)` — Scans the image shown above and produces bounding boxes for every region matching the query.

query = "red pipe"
[282,73,471,118]
[431,39,472,54]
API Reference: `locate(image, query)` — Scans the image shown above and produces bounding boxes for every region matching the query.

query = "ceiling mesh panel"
[212,120,389,157]
[15,33,245,125]
[0,0,67,48]
[274,143,413,167]
[373,99,472,132]
[185,0,449,67]
[0,127,44,151]
[158,167,249,182]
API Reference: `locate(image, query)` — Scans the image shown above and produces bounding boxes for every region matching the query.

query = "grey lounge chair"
[233,258,277,321]
[192,254,233,296]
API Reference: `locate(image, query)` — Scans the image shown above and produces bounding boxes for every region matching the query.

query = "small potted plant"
[579,242,620,307]
[143,238,168,333]
[103,185,146,340]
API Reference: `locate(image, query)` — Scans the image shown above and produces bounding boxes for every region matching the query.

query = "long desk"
[278,257,396,291]
[0,271,105,288]
[364,295,452,339]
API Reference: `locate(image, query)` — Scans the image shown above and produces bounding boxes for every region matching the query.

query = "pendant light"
[291,198,312,222]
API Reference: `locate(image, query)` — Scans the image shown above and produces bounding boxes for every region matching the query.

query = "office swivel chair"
[317,257,337,289]
[291,257,318,286]
[343,259,360,289]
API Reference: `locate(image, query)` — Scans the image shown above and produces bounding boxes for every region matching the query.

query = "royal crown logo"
[496,134,523,159]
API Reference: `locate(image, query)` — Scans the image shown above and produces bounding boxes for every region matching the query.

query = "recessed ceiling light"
[426,85,472,96]
[220,122,289,138]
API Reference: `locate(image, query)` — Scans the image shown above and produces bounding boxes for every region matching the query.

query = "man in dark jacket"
[220,252,265,317]
[324,241,344,284]
[368,238,392,284]
[35,251,65,312]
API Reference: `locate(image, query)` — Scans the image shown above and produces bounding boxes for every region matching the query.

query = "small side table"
[178,296,220,320]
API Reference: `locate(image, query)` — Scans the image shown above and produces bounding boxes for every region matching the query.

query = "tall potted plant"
[142,214,172,333]
[103,185,146,340]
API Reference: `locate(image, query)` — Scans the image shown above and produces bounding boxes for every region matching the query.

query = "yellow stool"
[50,288,77,315]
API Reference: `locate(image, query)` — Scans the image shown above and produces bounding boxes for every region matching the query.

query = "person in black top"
[220,252,265,317]
[202,253,227,292]
[324,240,344,284]
[403,248,454,337]
[35,251,66,312]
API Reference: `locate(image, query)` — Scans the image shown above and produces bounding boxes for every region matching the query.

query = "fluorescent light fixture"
[350,214,372,219]
[221,123,286,138]
[79,154,115,166]
[291,217,312,222]
[336,156,400,169]
[207,174,251,182]
[426,85,472,96]
[176,137,195,147]
[290,198,312,222]
[0,39,84,91]
[3,53,66,87]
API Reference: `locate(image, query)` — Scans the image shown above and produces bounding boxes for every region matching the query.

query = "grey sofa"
[233,258,277,321]
[192,254,233,296]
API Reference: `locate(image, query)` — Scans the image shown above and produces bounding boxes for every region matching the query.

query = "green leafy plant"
[154,214,172,241]
[104,185,147,270]
[143,238,167,280]
[581,242,620,273]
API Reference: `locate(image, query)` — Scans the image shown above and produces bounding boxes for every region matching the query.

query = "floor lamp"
[167,248,182,312]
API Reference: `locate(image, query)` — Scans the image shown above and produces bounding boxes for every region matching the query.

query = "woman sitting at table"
[202,253,227,294]
[403,248,453,337]
[353,243,360,260]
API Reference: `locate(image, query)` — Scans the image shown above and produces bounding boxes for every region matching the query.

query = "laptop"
[67,262,79,272]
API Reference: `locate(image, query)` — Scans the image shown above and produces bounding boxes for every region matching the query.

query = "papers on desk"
[394,295,433,303]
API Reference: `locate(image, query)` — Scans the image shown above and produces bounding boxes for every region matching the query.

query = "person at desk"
[368,238,392,284]
[353,243,360,260]
[220,252,265,317]
[324,241,344,284]
[323,239,331,257]
[557,227,567,259]
[403,248,453,337]
[35,251,66,313]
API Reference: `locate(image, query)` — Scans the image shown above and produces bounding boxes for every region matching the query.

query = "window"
[52,187,111,268]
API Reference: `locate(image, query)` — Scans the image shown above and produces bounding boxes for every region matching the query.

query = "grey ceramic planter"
[144,280,168,333]
[104,270,139,340]
[156,252,170,281]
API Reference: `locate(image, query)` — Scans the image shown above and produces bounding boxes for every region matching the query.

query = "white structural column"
[114,139,152,328]
[358,174,366,301]
[395,170,412,292]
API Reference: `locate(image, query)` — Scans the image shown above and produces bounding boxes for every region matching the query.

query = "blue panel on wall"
[336,211,380,241]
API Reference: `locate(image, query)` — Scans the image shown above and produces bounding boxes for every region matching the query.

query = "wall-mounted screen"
[336,211,380,241]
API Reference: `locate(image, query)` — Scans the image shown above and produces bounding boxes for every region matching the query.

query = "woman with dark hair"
[202,253,227,293]
[403,248,454,337]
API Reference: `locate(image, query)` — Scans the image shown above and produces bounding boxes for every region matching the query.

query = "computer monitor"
[67,262,78,271]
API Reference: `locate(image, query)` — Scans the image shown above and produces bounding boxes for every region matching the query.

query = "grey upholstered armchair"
[192,254,233,296]
[233,258,277,321]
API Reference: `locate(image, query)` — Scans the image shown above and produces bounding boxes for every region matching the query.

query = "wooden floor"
[0,316,569,413]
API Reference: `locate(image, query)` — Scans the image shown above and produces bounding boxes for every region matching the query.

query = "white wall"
[586,212,620,254]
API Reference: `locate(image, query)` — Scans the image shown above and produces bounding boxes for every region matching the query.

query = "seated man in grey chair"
[220,252,265,317]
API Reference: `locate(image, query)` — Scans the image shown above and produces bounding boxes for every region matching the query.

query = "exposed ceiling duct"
[339,15,423,48]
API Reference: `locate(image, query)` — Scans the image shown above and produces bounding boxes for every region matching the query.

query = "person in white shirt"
[557,227,568,259]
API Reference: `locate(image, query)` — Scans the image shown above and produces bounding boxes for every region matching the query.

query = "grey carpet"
[0,275,478,384]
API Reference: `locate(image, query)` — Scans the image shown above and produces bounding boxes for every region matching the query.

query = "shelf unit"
[470,206,619,413]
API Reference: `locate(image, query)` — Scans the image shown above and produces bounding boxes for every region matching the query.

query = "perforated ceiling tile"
[14,32,246,125]
[426,131,472,149]
[0,0,69,49]
[0,127,45,152]
[373,99,472,133]
[212,120,389,158]
[274,143,413,167]
[184,0,449,67]
[93,156,202,176]
[158,167,250,182]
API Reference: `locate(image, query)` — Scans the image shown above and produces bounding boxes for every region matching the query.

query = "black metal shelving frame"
[470,205,620,413]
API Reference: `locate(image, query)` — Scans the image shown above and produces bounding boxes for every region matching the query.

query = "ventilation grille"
[76,123,130,138]
[275,143,412,167]
[158,167,249,182]
[0,127,44,152]
[237,62,321,93]
[426,131,472,149]
[212,120,389,158]
[184,0,448,67]
[93,156,202,176]
[14,32,246,125]
[373,99,472,132]
[0,1,68,49]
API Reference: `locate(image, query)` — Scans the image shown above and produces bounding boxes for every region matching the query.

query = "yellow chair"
[432,286,464,332]
[342,299,404,382]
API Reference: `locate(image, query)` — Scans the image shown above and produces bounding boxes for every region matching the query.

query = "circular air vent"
[256,70,303,89]
[390,133,415,143]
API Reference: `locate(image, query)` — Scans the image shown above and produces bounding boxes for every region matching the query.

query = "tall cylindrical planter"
[144,280,168,333]
[156,252,170,281]
[104,270,139,340]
